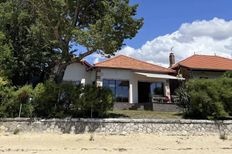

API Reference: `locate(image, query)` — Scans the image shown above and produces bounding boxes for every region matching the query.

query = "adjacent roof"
[94,55,175,74]
[171,54,232,71]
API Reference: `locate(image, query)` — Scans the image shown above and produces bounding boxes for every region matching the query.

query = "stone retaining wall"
[0,118,232,135]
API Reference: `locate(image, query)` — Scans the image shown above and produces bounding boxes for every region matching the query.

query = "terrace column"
[81,78,86,85]
[164,80,171,102]
[129,82,133,104]
[96,68,103,87]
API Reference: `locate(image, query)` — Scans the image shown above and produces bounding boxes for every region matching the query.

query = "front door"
[138,82,150,103]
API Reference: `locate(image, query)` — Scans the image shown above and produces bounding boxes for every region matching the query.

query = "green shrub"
[33,81,57,118]
[0,85,16,117]
[0,76,9,86]
[0,84,33,118]
[175,85,190,113]
[33,82,113,118]
[178,78,232,119]
[33,81,78,118]
[0,80,113,118]
[75,85,113,118]
[224,71,232,78]
[15,85,34,117]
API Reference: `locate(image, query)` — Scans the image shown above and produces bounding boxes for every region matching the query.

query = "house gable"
[63,62,94,84]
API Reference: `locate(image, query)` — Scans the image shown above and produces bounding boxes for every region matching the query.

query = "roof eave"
[94,65,175,74]
[179,64,232,71]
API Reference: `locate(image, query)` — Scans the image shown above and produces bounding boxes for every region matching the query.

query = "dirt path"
[0,133,231,154]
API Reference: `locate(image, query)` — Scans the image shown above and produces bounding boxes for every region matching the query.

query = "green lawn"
[107,110,183,119]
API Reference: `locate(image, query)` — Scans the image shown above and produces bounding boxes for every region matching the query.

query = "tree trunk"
[50,62,69,84]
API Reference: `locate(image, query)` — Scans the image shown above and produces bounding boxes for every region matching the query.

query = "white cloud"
[117,18,232,67]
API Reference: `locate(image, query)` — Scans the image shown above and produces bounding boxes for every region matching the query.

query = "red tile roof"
[94,55,174,74]
[171,54,232,71]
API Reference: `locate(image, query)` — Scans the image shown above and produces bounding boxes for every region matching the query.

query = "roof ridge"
[94,55,123,66]
[171,54,196,68]
[212,55,232,60]
[95,54,172,70]
[129,55,170,70]
[190,54,232,60]
[122,55,172,71]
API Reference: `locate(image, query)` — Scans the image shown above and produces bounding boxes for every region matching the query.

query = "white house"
[63,55,183,104]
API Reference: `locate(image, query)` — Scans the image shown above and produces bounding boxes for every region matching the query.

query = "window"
[150,82,164,96]
[103,79,129,102]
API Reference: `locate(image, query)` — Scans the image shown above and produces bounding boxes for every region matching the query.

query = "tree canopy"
[0,0,58,86]
[0,0,143,84]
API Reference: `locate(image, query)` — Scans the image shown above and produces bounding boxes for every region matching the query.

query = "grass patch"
[107,110,183,119]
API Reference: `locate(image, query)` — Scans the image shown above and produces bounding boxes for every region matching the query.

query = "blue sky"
[87,0,232,66]
[127,0,232,48]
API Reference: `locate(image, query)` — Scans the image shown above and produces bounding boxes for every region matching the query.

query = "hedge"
[0,81,113,118]
[176,78,232,119]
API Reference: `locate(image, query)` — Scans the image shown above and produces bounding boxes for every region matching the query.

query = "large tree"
[0,0,143,84]
[0,0,58,86]
[31,0,143,83]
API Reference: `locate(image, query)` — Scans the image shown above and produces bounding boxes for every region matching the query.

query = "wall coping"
[1,118,232,124]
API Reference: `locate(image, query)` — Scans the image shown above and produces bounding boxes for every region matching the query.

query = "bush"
[33,81,59,118]
[0,84,33,118]
[0,80,113,118]
[75,85,113,117]
[0,76,9,86]
[177,78,232,119]
[33,81,79,118]
[0,84,16,117]
[33,82,113,118]
[175,84,190,113]
[14,85,34,117]
[224,71,232,78]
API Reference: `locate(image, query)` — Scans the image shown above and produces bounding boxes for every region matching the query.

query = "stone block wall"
[0,118,232,135]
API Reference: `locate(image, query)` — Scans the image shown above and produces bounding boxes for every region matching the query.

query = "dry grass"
[108,110,182,119]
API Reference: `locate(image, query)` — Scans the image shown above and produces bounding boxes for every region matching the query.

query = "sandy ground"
[0,133,232,154]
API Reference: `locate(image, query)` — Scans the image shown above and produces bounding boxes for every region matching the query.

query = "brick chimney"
[169,52,175,67]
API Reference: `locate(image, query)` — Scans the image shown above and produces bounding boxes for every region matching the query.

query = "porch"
[100,71,184,106]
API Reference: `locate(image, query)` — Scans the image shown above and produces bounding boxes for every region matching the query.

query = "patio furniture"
[152,96,170,103]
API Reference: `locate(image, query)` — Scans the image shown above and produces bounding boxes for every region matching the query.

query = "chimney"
[169,52,175,67]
